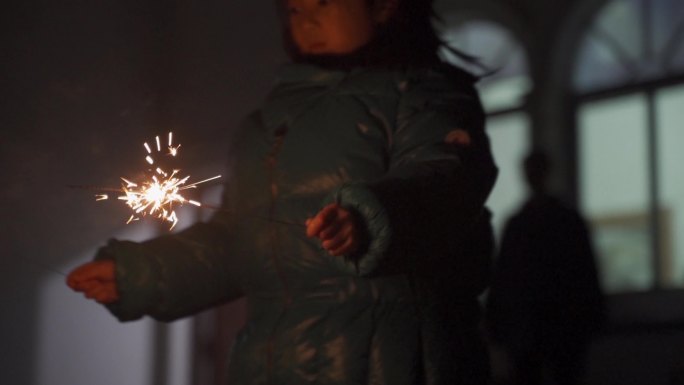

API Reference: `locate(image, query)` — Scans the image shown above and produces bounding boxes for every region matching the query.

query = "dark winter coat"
[97,63,498,385]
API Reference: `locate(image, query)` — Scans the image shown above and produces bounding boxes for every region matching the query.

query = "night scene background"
[2,1,684,384]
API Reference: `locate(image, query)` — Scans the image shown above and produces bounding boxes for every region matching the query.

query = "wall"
[1,1,284,384]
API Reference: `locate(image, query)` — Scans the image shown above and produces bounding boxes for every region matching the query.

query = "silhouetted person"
[486,149,605,385]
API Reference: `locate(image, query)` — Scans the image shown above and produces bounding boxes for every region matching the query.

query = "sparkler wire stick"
[68,182,305,228]
[24,256,68,277]
[67,185,125,193]
[71,132,305,229]
[198,203,306,228]
[179,175,223,190]
[68,184,305,228]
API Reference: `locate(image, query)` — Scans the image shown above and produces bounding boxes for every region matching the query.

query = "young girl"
[67,0,498,384]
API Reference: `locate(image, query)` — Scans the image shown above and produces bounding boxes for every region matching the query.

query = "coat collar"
[275,63,348,85]
[260,64,350,132]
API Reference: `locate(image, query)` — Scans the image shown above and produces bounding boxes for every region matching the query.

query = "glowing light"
[96,132,221,230]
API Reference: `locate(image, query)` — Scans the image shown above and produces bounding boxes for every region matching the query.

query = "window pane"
[669,39,684,74]
[595,0,643,60]
[573,0,644,92]
[574,33,634,93]
[652,0,684,59]
[575,0,684,91]
[657,84,684,287]
[579,94,652,293]
[485,113,530,239]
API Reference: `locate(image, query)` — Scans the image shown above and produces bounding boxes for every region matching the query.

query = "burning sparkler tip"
[84,132,221,230]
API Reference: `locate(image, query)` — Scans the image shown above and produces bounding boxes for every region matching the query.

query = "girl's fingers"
[80,280,99,293]
[67,260,120,304]
[89,287,109,303]
[306,204,338,238]
[100,281,120,301]
[83,281,119,303]
[319,220,343,241]
[83,281,105,297]
[67,260,116,288]
[322,223,353,251]
[320,208,354,240]
[70,279,97,293]
[84,286,100,300]
[330,236,358,257]
[307,204,360,256]
[94,287,119,304]
[99,294,118,304]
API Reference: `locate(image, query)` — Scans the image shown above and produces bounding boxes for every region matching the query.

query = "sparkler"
[86,132,221,230]
[70,132,306,230]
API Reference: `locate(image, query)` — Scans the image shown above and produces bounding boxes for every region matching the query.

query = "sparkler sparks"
[95,132,221,230]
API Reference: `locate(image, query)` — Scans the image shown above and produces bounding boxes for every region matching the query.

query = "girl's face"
[287,0,377,55]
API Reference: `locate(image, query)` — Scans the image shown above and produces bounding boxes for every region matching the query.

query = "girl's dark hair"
[276,0,482,71]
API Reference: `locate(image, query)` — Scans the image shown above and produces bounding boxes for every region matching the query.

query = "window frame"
[572,0,684,292]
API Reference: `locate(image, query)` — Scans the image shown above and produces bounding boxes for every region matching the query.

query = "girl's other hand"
[306,203,360,257]
[66,260,119,304]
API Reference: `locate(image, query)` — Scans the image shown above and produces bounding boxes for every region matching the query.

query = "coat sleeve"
[95,130,247,323]
[324,70,498,276]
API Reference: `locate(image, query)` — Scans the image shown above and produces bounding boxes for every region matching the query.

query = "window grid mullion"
[642,0,653,63]
[646,90,662,290]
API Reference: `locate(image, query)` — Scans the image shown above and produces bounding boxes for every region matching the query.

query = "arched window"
[574,0,684,293]
[439,19,533,237]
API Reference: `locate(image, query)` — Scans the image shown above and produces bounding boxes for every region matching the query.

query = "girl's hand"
[306,203,360,257]
[66,260,120,304]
